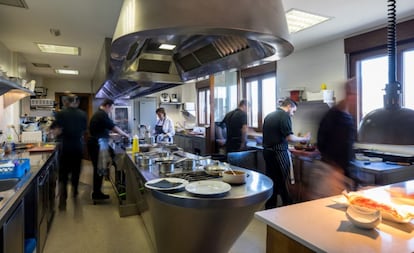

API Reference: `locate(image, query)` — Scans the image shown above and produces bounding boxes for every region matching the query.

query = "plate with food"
[343,191,414,223]
[145,178,188,191]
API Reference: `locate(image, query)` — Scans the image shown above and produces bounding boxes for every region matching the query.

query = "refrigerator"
[133,97,157,134]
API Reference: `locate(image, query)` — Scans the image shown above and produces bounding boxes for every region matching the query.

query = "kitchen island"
[113,147,273,253]
[255,181,414,253]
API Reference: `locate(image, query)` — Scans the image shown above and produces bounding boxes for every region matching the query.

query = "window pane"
[206,89,210,125]
[214,71,237,122]
[360,55,387,117]
[403,50,414,109]
[198,90,206,124]
[262,77,276,120]
[246,80,259,127]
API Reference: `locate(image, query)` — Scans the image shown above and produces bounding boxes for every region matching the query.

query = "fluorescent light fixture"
[36,43,80,55]
[159,43,176,50]
[286,9,330,34]
[55,69,79,75]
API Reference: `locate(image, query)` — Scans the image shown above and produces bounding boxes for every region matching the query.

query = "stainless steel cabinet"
[174,134,206,155]
[3,201,24,253]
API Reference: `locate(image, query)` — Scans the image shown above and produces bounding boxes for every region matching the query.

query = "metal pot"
[135,154,154,167]
[158,161,174,174]
[181,159,196,171]
[204,161,227,176]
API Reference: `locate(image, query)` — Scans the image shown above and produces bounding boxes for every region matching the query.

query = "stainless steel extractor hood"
[103,0,293,99]
[358,0,414,145]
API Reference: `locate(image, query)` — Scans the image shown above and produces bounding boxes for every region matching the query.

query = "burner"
[166,170,220,182]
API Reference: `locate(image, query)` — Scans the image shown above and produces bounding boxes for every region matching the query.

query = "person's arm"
[240,124,248,149]
[112,126,129,138]
[286,132,311,143]
[164,118,175,137]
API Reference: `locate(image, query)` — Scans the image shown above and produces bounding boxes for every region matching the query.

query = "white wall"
[0,42,29,139]
[147,82,197,128]
[42,78,93,99]
[277,38,347,101]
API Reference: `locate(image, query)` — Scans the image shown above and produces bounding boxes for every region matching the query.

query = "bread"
[344,192,413,223]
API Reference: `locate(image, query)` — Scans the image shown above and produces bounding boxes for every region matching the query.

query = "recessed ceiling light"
[159,44,176,50]
[36,43,80,56]
[286,9,330,34]
[55,69,79,75]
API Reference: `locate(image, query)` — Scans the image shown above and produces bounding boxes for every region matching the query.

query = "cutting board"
[27,145,56,152]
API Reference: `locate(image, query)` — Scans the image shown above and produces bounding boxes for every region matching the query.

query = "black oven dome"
[358,107,414,145]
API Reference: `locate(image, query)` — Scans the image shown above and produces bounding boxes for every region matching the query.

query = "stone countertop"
[0,149,55,224]
[255,181,414,253]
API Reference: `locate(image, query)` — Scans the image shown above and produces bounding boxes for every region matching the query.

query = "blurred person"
[51,94,87,210]
[302,78,357,201]
[262,98,310,208]
[221,100,249,153]
[154,107,175,143]
[88,99,130,200]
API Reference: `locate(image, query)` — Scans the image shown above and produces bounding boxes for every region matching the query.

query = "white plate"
[145,178,188,191]
[185,180,231,197]
[332,195,413,223]
[346,205,381,229]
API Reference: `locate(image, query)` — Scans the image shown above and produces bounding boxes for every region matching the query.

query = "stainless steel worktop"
[0,150,55,225]
[122,150,273,253]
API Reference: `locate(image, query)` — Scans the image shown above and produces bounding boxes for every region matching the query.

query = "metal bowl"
[204,162,227,176]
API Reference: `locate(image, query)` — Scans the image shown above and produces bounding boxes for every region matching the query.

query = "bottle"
[4,128,14,155]
[132,135,139,153]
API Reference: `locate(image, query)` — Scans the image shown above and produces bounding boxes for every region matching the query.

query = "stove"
[166,170,220,182]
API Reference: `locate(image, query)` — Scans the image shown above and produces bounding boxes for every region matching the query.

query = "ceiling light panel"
[36,43,80,56]
[286,9,330,34]
[55,69,79,75]
[159,44,176,50]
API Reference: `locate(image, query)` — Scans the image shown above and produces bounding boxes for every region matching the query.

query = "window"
[240,61,277,131]
[197,87,210,125]
[403,50,414,109]
[244,74,276,130]
[214,71,238,122]
[346,18,414,123]
[360,55,387,117]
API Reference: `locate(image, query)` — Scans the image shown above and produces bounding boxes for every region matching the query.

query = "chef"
[154,107,175,143]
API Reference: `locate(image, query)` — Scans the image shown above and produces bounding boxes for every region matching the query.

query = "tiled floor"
[43,160,266,253]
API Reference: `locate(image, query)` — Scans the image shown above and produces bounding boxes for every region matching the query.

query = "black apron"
[155,119,165,135]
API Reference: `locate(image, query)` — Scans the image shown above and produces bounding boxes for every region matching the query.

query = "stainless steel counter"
[123,150,273,253]
[0,150,55,225]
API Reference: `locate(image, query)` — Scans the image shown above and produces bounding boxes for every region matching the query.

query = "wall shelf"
[159,102,183,108]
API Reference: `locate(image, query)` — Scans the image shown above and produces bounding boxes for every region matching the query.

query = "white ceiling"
[0,0,413,81]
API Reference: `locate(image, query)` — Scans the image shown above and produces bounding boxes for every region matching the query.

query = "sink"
[0,178,20,191]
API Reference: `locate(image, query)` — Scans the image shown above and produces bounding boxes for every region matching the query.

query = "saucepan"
[179,159,197,171]
[157,157,188,174]
[204,161,228,176]
[135,154,154,167]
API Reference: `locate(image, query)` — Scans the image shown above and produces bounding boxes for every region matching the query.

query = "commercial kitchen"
[1,0,414,252]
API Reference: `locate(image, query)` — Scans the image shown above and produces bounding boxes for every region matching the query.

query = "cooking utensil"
[158,161,175,174]
[180,159,196,171]
[204,161,227,176]
[135,154,154,167]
